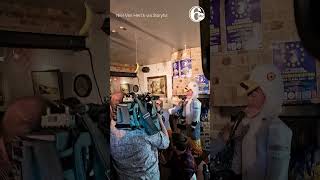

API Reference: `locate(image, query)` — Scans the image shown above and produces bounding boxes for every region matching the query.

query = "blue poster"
[210,0,221,53]
[225,0,262,51]
[273,41,317,103]
[172,61,180,78]
[196,75,210,94]
[180,58,192,78]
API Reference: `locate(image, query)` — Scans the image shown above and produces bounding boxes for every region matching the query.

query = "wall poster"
[273,41,317,103]
[196,75,210,94]
[210,0,221,54]
[225,0,262,51]
[180,58,192,78]
[172,61,180,78]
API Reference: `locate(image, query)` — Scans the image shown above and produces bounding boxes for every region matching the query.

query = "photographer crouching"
[110,92,170,180]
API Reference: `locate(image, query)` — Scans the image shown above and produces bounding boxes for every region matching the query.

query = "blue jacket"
[212,117,292,180]
[169,98,202,140]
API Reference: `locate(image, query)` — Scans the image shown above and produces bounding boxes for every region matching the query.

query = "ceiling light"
[120,26,127,30]
[111,30,117,33]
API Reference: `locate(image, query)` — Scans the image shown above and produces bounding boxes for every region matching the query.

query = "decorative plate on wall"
[73,74,92,97]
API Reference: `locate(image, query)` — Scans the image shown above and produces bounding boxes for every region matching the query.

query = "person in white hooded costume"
[211,64,292,180]
[169,81,202,153]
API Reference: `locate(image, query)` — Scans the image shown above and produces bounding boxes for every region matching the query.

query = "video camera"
[116,92,161,135]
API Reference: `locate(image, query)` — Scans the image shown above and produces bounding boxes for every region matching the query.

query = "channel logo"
[189,6,205,22]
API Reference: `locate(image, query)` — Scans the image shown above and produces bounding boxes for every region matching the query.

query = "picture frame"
[120,83,130,94]
[31,70,63,101]
[147,75,167,97]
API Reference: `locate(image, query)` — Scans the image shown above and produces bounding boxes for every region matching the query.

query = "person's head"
[111,92,124,110]
[2,96,48,139]
[246,87,266,118]
[172,133,188,152]
[110,92,124,122]
[240,64,284,118]
[155,99,163,111]
[184,81,199,98]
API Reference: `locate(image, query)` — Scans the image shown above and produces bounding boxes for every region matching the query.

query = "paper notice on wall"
[273,41,317,103]
[196,75,210,94]
[225,0,262,51]
[210,0,221,54]
[180,58,192,78]
[172,61,180,78]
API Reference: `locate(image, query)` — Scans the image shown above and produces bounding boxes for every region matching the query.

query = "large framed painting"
[147,75,167,97]
[31,70,63,101]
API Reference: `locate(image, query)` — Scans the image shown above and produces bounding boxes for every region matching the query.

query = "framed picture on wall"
[147,75,167,97]
[120,83,130,94]
[31,70,63,101]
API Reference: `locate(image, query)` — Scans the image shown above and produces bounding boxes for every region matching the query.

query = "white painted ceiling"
[110,0,201,65]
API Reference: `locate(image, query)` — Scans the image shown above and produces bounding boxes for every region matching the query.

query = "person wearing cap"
[110,92,170,180]
[169,82,202,155]
[211,64,292,180]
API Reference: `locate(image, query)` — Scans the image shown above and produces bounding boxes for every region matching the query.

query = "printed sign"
[210,0,221,53]
[196,75,210,94]
[273,41,317,103]
[172,61,180,78]
[225,0,262,51]
[180,58,192,78]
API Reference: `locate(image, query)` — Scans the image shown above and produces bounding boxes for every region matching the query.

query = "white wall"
[0,14,109,106]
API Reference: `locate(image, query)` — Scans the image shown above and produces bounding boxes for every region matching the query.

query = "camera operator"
[110,92,170,180]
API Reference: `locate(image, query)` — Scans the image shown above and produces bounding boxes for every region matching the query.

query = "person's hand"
[178,100,185,107]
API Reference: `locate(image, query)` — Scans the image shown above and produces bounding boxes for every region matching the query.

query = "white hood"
[186,81,199,99]
[241,64,285,173]
[247,64,284,118]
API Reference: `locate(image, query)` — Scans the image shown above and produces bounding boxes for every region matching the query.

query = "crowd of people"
[110,64,293,180]
[0,64,293,180]
[109,81,208,180]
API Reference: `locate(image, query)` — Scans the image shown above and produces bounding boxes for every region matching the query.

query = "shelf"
[280,104,320,118]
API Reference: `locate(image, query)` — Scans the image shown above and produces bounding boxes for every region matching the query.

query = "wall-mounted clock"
[73,74,92,97]
[132,85,139,93]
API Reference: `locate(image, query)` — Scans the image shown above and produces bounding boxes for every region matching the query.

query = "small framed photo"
[120,84,130,94]
[147,75,167,97]
[31,70,63,101]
